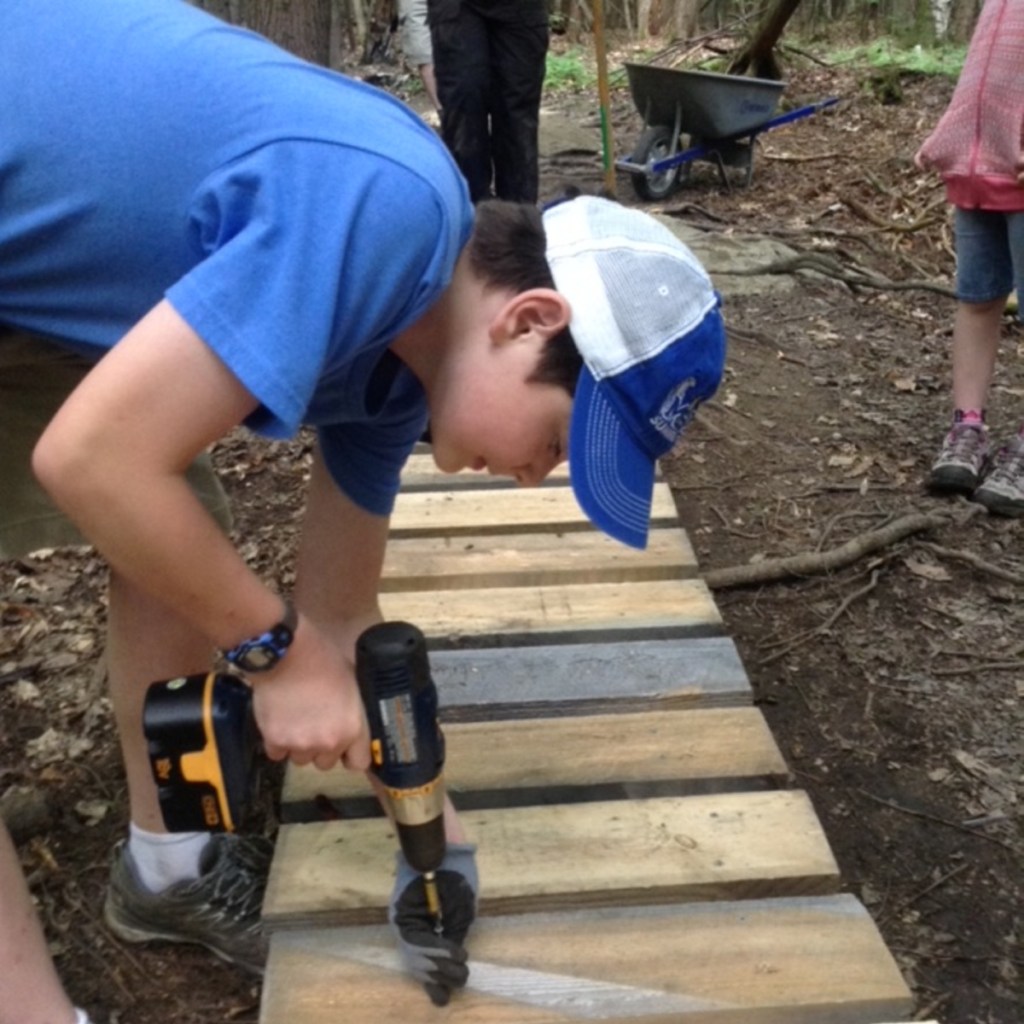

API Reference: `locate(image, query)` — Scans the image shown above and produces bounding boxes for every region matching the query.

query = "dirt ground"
[1,41,1021,1024]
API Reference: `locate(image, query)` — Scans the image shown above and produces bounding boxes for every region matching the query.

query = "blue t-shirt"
[0,0,473,515]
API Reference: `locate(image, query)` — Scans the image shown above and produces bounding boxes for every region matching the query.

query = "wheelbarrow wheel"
[629,125,681,201]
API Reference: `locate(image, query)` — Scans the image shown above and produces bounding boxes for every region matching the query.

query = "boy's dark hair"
[467,200,582,396]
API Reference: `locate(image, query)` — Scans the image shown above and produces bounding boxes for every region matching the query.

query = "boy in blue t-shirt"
[0,3,725,1021]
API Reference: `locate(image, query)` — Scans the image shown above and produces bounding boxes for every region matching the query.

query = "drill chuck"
[356,622,447,875]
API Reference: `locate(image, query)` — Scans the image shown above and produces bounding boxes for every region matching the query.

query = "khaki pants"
[0,329,231,559]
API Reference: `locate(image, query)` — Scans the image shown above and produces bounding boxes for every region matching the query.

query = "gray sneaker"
[103,833,273,974]
[973,434,1024,517]
[928,423,989,495]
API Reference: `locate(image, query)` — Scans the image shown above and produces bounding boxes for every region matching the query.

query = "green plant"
[829,38,967,77]
[544,49,594,92]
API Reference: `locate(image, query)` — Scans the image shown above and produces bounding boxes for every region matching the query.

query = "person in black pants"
[427,0,549,204]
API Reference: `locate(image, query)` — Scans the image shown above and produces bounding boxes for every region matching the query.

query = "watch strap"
[223,599,298,672]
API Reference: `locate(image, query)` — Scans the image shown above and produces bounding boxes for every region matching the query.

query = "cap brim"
[569,368,656,550]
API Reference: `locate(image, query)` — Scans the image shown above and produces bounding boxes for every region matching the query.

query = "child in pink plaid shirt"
[916,0,1024,515]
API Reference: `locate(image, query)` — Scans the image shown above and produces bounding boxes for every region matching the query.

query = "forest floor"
[1,35,1021,1024]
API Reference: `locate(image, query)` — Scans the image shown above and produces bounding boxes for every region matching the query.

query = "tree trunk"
[648,0,700,38]
[238,0,333,64]
[727,0,804,79]
[190,0,246,23]
[672,0,701,39]
[947,0,983,41]
[637,0,655,36]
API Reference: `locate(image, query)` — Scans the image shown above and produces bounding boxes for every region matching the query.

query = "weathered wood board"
[399,453,662,491]
[263,791,840,928]
[379,578,723,647]
[401,453,572,490]
[260,894,913,1024]
[282,707,789,815]
[419,637,753,719]
[380,526,698,591]
[388,482,679,537]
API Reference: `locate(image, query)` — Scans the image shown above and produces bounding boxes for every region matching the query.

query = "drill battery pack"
[143,672,259,833]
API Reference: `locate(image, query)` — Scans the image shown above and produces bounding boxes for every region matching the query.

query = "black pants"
[427,0,549,204]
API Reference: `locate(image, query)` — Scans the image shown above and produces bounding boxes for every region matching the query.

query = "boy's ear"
[490,288,572,345]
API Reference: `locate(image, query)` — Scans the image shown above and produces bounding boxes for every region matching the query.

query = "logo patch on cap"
[651,377,701,443]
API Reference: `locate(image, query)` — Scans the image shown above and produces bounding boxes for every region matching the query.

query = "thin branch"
[763,150,841,164]
[878,861,972,922]
[704,510,952,590]
[916,541,1024,585]
[932,660,1024,678]
[856,789,1014,851]
[759,568,881,665]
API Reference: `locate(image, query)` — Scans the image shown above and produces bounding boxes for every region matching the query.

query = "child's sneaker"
[103,833,272,974]
[928,423,989,495]
[973,435,1024,517]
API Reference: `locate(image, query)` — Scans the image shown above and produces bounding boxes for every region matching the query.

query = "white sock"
[128,822,210,893]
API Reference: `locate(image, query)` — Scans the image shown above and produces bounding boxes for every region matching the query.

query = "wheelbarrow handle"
[758,96,840,134]
[643,96,841,175]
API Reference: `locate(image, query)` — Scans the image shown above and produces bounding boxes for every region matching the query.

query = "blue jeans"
[954,207,1024,317]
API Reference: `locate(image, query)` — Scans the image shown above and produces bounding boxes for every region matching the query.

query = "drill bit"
[423,871,444,935]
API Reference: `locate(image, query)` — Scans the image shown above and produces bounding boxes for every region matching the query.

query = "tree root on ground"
[704,507,982,590]
[715,251,956,298]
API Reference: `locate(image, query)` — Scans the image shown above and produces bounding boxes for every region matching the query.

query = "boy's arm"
[292,445,389,648]
[296,456,472,841]
[295,425,476,1006]
[32,298,369,770]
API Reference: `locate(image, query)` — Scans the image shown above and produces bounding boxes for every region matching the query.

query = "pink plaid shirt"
[916,0,1024,211]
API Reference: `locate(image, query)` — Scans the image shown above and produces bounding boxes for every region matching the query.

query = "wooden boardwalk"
[259,456,914,1024]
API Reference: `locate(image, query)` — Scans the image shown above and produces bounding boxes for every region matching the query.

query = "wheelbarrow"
[615,63,839,199]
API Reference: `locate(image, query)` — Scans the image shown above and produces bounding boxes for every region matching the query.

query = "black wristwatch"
[223,600,298,673]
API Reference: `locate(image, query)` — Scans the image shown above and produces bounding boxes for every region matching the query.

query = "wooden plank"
[423,638,753,720]
[380,527,698,592]
[282,708,790,815]
[388,482,679,537]
[261,894,913,1024]
[401,453,571,490]
[380,579,723,648]
[263,792,840,928]
[399,454,662,491]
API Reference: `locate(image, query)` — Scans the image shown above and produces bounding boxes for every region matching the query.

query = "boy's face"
[428,332,572,486]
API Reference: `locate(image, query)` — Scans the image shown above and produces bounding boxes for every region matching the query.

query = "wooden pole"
[591,0,616,197]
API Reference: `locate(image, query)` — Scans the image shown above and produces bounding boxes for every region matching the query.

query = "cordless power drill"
[355,621,448,929]
[143,621,449,926]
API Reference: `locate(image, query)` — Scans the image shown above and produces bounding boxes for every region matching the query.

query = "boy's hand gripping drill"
[355,621,448,931]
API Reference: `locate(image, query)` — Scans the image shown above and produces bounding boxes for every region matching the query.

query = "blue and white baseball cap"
[543,196,726,550]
